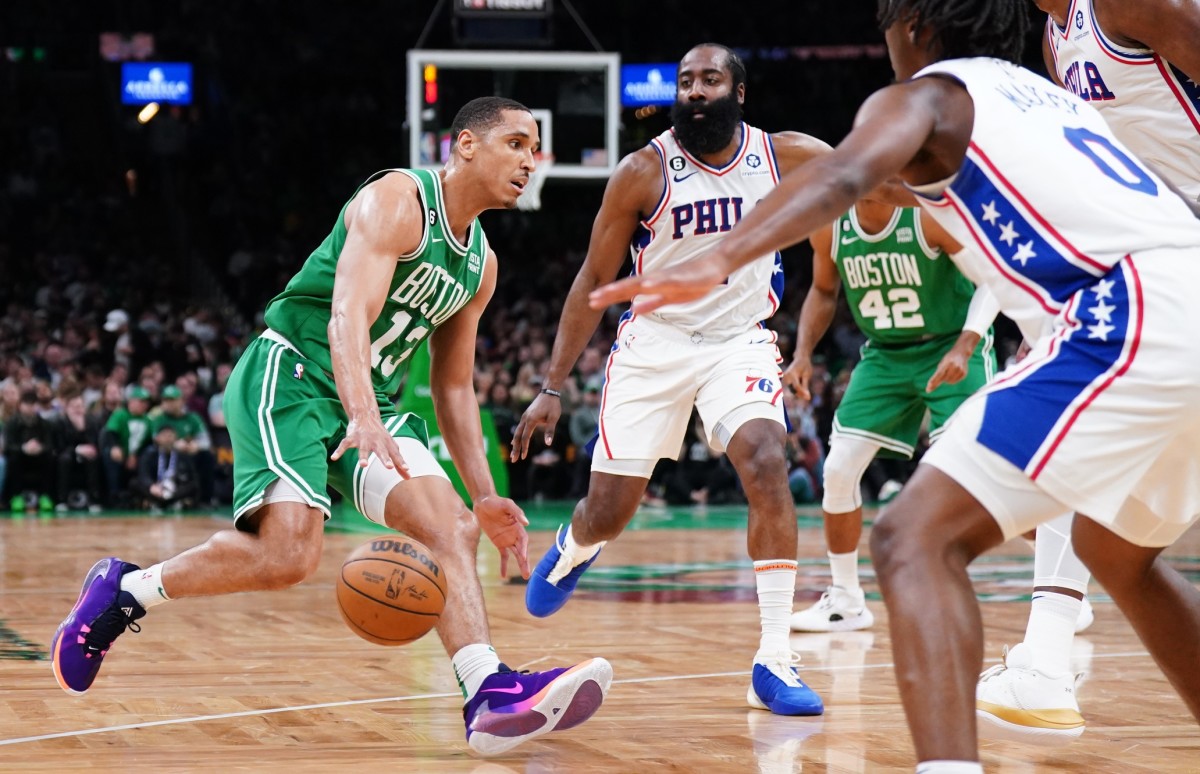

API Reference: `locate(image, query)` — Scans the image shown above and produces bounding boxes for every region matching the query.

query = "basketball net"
[516,152,554,212]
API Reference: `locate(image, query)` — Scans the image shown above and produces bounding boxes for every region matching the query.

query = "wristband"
[540,388,562,398]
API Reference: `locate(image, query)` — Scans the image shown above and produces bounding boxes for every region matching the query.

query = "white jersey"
[633,123,783,338]
[1045,0,1200,200]
[908,58,1200,333]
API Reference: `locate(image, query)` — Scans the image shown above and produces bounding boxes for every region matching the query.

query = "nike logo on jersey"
[672,171,698,183]
[431,237,444,243]
[840,235,860,245]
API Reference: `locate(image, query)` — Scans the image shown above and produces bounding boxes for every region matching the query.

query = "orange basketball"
[336,536,447,646]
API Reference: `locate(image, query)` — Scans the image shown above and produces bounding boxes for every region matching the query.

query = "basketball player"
[511,43,833,716]
[589,1,1200,769]
[972,0,1200,743]
[785,201,997,633]
[52,97,612,757]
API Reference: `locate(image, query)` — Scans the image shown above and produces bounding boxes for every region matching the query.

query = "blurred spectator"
[4,390,55,511]
[567,384,601,498]
[101,385,153,506]
[52,392,104,512]
[206,362,235,505]
[34,379,60,419]
[151,384,215,504]
[135,424,198,512]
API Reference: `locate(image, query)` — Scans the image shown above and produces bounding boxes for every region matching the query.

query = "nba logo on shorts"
[293,363,305,380]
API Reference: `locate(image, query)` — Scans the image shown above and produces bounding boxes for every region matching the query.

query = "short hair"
[449,96,532,144]
[877,0,1028,62]
[684,43,747,90]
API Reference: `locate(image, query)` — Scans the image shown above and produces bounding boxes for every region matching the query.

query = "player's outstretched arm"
[1103,0,1200,81]
[510,148,659,461]
[430,253,530,578]
[589,80,947,312]
[329,174,424,475]
[781,224,840,401]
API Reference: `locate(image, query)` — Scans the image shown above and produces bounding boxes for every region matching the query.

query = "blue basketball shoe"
[747,651,825,716]
[463,657,613,755]
[52,557,146,694]
[525,525,602,618]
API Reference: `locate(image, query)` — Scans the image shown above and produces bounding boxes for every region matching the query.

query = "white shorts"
[924,249,1200,548]
[593,314,786,472]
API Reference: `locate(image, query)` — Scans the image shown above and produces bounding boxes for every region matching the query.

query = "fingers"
[630,294,668,314]
[511,414,538,462]
[515,535,531,579]
[498,548,510,579]
[589,275,645,309]
[330,437,352,462]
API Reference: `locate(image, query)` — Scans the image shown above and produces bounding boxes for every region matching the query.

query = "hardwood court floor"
[1,505,1197,772]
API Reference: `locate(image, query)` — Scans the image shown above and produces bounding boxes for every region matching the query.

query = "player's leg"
[347,422,613,756]
[52,338,336,695]
[1072,507,1200,721]
[790,435,880,632]
[527,325,695,617]
[976,510,1090,744]
[525,465,651,617]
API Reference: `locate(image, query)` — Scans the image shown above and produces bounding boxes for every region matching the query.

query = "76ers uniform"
[910,58,1200,547]
[1045,0,1200,200]
[595,123,785,472]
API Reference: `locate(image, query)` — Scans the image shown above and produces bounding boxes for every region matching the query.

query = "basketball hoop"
[517,153,554,212]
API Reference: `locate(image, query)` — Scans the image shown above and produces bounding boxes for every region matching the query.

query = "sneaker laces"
[82,605,142,657]
[760,651,804,687]
[978,645,1011,682]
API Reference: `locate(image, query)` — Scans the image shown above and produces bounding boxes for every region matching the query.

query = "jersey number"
[1063,126,1158,196]
[371,310,428,378]
[859,288,925,330]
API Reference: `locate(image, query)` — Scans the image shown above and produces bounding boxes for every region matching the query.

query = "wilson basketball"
[336,537,447,646]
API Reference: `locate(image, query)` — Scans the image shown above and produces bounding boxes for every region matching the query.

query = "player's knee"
[259,535,323,588]
[445,503,481,552]
[738,441,788,489]
[822,458,862,514]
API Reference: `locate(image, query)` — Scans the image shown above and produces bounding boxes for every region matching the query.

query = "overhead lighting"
[137,101,159,124]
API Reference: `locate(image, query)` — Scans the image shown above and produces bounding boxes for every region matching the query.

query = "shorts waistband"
[633,315,773,346]
[866,332,957,351]
[261,328,304,355]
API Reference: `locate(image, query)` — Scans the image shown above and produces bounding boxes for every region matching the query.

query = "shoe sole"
[468,657,613,756]
[976,705,1085,746]
[51,557,114,696]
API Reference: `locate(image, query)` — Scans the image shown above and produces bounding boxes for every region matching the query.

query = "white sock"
[1023,591,1079,675]
[915,762,982,774]
[754,559,797,657]
[828,550,859,592]
[452,643,501,700]
[119,563,171,610]
[564,523,604,568]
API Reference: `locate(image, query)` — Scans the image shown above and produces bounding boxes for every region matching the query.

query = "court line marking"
[0,650,1150,748]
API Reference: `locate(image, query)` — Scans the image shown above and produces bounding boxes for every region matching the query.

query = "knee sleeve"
[359,437,450,525]
[1034,511,1091,594]
[821,435,881,514]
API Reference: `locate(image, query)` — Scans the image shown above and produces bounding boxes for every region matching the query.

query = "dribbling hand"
[331,416,410,478]
[474,495,530,579]
[511,391,562,462]
[588,257,727,314]
[781,355,814,401]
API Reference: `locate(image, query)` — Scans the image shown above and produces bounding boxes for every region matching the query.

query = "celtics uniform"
[224,168,489,525]
[831,207,995,458]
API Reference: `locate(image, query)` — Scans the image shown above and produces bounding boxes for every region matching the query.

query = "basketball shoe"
[52,557,146,695]
[975,643,1084,745]
[789,586,873,632]
[525,525,602,618]
[747,651,825,716]
[463,657,613,755]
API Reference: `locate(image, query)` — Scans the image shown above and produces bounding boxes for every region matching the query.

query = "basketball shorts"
[593,315,785,470]
[225,333,445,530]
[832,331,996,458]
[924,249,1200,548]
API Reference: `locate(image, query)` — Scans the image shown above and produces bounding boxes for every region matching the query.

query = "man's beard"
[671,93,743,156]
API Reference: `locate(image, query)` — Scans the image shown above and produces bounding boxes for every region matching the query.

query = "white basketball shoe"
[976,643,1085,746]
[789,586,874,632]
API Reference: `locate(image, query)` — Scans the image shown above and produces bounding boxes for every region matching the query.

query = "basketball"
[336,537,447,646]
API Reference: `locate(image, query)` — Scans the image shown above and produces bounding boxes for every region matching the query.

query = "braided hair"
[877,0,1029,62]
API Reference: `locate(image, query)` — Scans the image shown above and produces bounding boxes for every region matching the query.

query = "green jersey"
[104,407,152,457]
[262,168,489,397]
[832,207,975,346]
[151,410,208,442]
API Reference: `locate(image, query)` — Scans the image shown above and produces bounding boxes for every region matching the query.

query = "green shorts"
[832,332,996,459]
[224,335,429,527]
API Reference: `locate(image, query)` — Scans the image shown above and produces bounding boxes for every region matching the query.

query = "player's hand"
[781,354,814,401]
[589,257,727,313]
[474,495,530,579]
[331,416,410,477]
[511,392,562,462]
[926,345,970,392]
